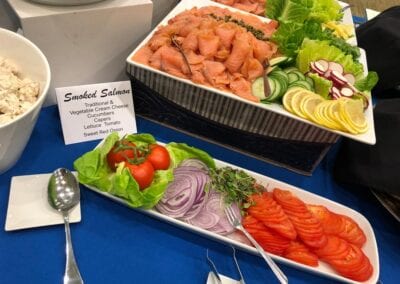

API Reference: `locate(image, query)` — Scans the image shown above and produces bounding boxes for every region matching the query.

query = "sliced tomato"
[337,215,367,247]
[329,243,365,272]
[329,244,372,281]
[313,235,350,261]
[339,255,373,282]
[273,188,327,248]
[284,241,319,267]
[247,192,297,240]
[308,205,366,247]
[243,215,291,255]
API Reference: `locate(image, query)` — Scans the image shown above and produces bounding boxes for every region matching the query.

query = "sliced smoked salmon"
[131,6,278,103]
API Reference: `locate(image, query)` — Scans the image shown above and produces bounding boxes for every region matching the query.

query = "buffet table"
[0,105,399,283]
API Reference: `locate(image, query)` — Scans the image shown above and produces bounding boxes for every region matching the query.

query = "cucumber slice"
[284,67,298,73]
[306,76,314,87]
[288,73,300,84]
[271,70,289,94]
[288,80,313,91]
[288,70,306,81]
[264,77,285,102]
[251,77,266,100]
[270,56,291,66]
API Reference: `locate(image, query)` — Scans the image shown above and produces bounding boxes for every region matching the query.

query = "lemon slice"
[340,98,368,128]
[283,87,304,113]
[291,92,309,119]
[300,94,324,122]
[313,101,340,130]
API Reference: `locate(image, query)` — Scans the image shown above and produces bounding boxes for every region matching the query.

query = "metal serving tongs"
[206,246,246,284]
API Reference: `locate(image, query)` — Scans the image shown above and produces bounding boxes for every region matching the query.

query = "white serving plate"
[83,153,379,284]
[127,0,375,145]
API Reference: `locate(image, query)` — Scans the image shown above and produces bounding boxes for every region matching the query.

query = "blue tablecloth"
[0,105,399,284]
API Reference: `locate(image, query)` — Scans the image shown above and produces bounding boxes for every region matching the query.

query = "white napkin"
[5,173,81,231]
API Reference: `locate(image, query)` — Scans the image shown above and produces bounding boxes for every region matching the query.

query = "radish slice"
[324,70,332,79]
[331,70,348,86]
[316,60,329,72]
[341,87,354,97]
[328,61,344,74]
[310,62,325,75]
[343,73,356,85]
[314,61,328,73]
[331,87,341,100]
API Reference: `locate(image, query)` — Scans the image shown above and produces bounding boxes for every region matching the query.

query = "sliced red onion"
[179,159,209,171]
[156,165,209,219]
[187,210,220,229]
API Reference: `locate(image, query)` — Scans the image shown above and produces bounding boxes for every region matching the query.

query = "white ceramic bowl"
[0,28,51,174]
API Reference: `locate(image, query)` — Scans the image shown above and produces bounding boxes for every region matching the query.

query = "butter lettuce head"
[73,132,173,209]
[73,133,215,209]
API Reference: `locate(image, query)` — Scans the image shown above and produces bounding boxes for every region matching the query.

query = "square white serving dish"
[5,173,81,231]
[83,154,379,284]
[126,0,375,145]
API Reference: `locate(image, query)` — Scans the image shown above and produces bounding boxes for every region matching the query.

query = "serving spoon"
[48,168,84,284]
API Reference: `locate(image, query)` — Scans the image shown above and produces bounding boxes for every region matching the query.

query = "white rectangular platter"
[84,157,379,284]
[126,0,375,145]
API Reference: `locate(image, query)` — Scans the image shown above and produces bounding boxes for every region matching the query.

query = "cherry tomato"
[146,144,170,170]
[125,160,154,190]
[107,140,141,170]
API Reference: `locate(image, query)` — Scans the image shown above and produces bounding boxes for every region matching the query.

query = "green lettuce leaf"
[112,165,173,209]
[309,0,343,23]
[266,0,311,23]
[73,132,119,191]
[166,142,216,169]
[296,39,364,79]
[125,133,156,147]
[355,71,379,92]
[266,0,341,24]
[272,20,360,59]
[308,73,332,99]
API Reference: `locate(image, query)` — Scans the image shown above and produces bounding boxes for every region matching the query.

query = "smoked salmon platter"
[80,135,380,284]
[127,0,376,145]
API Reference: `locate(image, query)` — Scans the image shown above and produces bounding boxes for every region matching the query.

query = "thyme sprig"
[209,166,262,209]
[208,13,269,41]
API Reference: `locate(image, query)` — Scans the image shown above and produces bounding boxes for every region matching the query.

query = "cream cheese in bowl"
[0,28,51,174]
[0,58,40,125]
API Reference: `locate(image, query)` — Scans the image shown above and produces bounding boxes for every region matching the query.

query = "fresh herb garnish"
[208,13,269,41]
[208,166,261,208]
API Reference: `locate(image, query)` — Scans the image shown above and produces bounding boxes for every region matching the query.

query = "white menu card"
[56,81,137,144]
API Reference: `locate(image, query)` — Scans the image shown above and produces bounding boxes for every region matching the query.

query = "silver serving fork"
[224,205,288,284]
